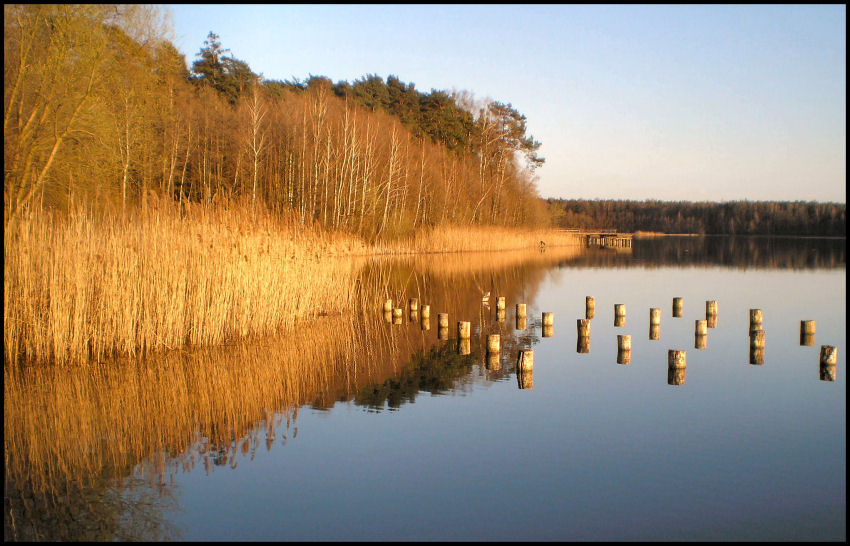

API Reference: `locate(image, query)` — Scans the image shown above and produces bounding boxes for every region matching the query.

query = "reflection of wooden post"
[649,323,660,341]
[421,316,430,331]
[577,336,590,353]
[820,363,837,382]
[516,315,527,330]
[517,349,534,371]
[517,369,534,390]
[409,298,419,312]
[383,299,393,312]
[695,334,707,350]
[750,329,765,349]
[749,309,762,333]
[614,315,625,327]
[516,303,527,317]
[487,334,500,353]
[820,345,838,365]
[667,366,686,385]
[750,347,764,365]
[617,334,631,351]
[649,308,661,325]
[542,324,554,338]
[497,296,506,310]
[706,314,717,329]
[706,300,718,317]
[668,350,686,368]
[383,310,393,323]
[487,351,501,371]
[586,296,595,319]
[672,297,683,318]
[577,319,591,337]
[409,309,418,322]
[421,305,430,319]
[695,319,707,336]
[438,313,449,328]
[392,308,403,324]
[438,325,448,340]
[458,338,471,355]
[496,308,506,322]
[800,320,815,346]
[617,348,631,365]
[458,321,471,339]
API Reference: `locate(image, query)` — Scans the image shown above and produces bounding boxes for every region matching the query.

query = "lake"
[4,236,845,541]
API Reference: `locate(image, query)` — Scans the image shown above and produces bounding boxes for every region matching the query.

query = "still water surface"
[5,236,845,541]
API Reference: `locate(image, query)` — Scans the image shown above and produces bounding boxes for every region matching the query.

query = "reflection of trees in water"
[556,237,845,269]
[5,247,573,541]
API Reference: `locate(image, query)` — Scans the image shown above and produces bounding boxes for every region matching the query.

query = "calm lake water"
[4,236,845,541]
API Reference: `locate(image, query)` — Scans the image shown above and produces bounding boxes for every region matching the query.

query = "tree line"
[4,5,548,241]
[547,198,846,237]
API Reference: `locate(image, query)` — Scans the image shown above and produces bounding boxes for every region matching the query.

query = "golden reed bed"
[4,199,581,367]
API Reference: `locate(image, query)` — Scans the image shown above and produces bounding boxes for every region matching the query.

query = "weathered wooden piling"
[383,299,393,312]
[438,313,449,328]
[614,315,625,327]
[820,345,838,366]
[750,347,764,365]
[617,334,631,351]
[749,309,763,333]
[496,308,506,322]
[421,305,430,319]
[517,348,534,371]
[650,308,661,325]
[615,303,626,317]
[695,334,707,350]
[458,338,471,355]
[409,298,419,312]
[542,312,554,326]
[695,319,707,336]
[672,297,683,318]
[576,336,590,354]
[497,296,506,310]
[409,309,418,322]
[516,315,527,330]
[617,348,631,365]
[438,325,448,341]
[458,321,471,339]
[706,300,718,317]
[750,329,765,349]
[542,325,554,338]
[706,315,718,329]
[667,350,687,368]
[392,314,403,325]
[487,334,501,353]
[667,366,686,386]
[577,319,591,337]
[649,323,660,341]
[516,303,527,318]
[586,296,595,319]
[800,320,815,346]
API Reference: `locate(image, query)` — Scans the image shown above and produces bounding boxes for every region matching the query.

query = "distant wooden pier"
[560,229,633,249]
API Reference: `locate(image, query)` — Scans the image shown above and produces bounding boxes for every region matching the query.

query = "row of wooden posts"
[382,295,839,387]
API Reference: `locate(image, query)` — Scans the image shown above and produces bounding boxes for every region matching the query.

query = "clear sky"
[166,4,846,203]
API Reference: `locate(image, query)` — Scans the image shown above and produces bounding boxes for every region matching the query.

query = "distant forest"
[547,199,846,237]
[4,5,547,240]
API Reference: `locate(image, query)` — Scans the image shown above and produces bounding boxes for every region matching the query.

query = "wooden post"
[750,347,764,365]
[409,298,419,312]
[421,316,430,331]
[496,296,506,310]
[749,309,763,333]
[438,313,449,328]
[672,297,683,318]
[800,320,815,346]
[383,299,393,312]
[707,314,718,329]
[392,308,403,324]
[650,308,661,325]
[577,319,591,337]
[695,334,707,350]
[542,325,554,338]
[496,308,506,322]
[487,351,501,371]
[586,296,595,319]
[577,336,590,354]
[421,305,430,319]
[668,350,686,368]
[542,312,554,326]
[516,303,527,317]
[487,334,500,353]
[820,363,837,382]
[617,348,631,365]
[706,300,718,317]
[409,309,418,322]
[458,338,471,355]
[695,320,707,336]
[383,310,393,323]
[820,345,838,366]
[614,315,625,327]
[517,369,533,390]
[516,315,527,330]
[458,321,471,340]
[615,303,626,317]
[617,334,631,351]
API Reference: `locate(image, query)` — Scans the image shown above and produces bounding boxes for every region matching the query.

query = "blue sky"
[166,4,846,203]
